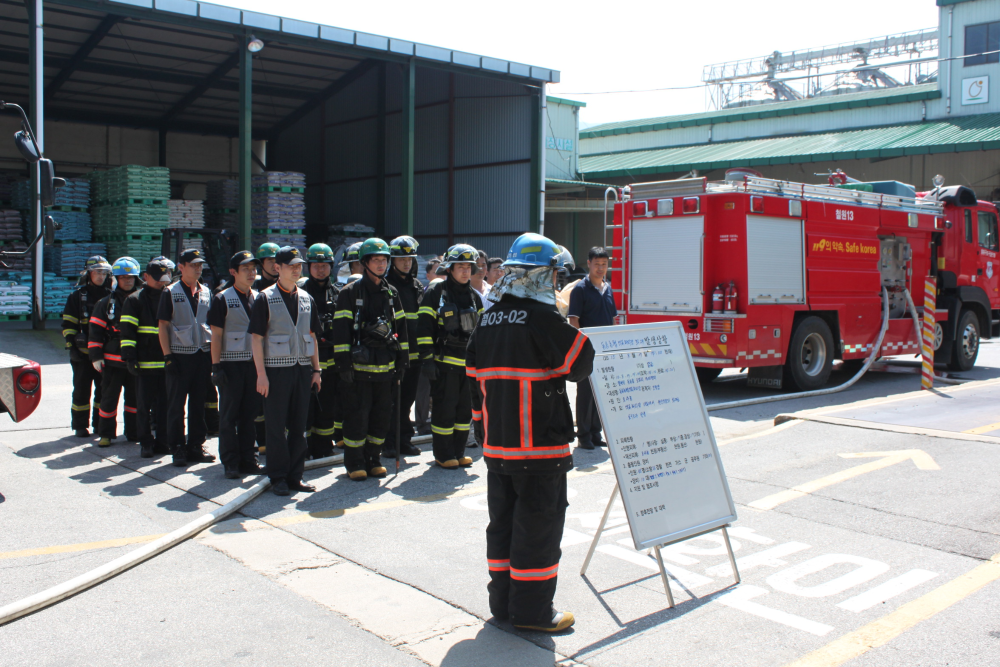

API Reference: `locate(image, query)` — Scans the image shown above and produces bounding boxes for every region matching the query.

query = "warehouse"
[0,0,558,322]
[577,0,1000,204]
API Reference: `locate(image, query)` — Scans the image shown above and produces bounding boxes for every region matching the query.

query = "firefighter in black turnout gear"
[89,257,142,446]
[333,238,408,480]
[418,244,483,468]
[467,233,595,633]
[119,259,172,458]
[383,235,424,459]
[62,256,113,437]
[300,243,341,459]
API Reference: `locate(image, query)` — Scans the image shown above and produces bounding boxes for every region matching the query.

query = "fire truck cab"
[611,175,999,390]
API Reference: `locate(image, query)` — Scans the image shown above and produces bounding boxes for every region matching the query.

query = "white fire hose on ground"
[706,288,890,412]
[0,452,343,626]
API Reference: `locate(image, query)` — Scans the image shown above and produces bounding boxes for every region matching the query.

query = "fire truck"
[609,173,1000,390]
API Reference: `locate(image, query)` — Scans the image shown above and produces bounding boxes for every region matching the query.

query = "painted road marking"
[0,534,163,560]
[782,553,1000,667]
[705,542,810,577]
[597,544,715,589]
[749,450,940,510]
[963,420,1000,434]
[717,585,835,636]
[767,554,889,598]
[836,569,939,613]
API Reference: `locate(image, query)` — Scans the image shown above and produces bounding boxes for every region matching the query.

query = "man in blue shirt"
[567,247,615,450]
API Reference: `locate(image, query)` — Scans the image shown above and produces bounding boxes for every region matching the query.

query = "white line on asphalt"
[836,569,939,613]
[716,585,834,636]
[597,544,714,589]
[705,542,811,578]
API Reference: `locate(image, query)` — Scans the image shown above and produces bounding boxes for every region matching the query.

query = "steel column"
[447,73,455,247]
[158,129,167,168]
[238,38,252,249]
[376,62,386,234]
[401,59,415,237]
[28,0,44,330]
[530,85,546,235]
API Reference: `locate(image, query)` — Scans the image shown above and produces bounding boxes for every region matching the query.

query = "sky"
[218,0,942,128]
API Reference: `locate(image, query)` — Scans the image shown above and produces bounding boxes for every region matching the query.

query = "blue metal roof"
[105,0,560,82]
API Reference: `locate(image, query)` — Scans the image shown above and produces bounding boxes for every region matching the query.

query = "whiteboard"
[583,321,738,550]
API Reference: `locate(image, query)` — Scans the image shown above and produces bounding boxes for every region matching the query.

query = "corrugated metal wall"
[272,62,538,256]
[546,102,579,180]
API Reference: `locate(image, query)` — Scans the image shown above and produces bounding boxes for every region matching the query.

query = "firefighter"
[158,249,216,468]
[249,246,323,496]
[418,244,483,468]
[299,243,340,459]
[119,258,172,458]
[210,251,264,479]
[339,241,363,281]
[63,256,113,437]
[253,242,280,292]
[332,238,408,480]
[383,235,424,459]
[467,233,594,632]
[89,257,142,447]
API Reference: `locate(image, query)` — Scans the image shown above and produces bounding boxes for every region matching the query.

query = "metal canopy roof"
[579,112,1000,179]
[581,84,942,139]
[0,0,559,138]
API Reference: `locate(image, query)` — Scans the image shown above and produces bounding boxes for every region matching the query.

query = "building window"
[965,21,1000,66]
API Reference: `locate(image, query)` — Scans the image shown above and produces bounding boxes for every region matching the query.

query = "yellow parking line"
[963,421,1000,435]
[0,534,163,561]
[783,553,1000,667]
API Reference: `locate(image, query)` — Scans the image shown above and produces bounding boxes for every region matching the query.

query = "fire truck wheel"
[784,316,834,391]
[947,310,980,372]
[696,368,722,384]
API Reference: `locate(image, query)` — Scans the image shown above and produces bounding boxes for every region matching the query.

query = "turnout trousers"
[575,377,604,446]
[165,350,210,454]
[306,365,338,459]
[70,359,102,431]
[136,372,166,448]
[219,361,261,470]
[341,377,392,473]
[263,364,310,485]
[384,362,421,453]
[486,471,568,625]
[430,365,472,462]
[97,366,137,440]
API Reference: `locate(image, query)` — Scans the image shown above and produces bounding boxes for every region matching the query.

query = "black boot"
[344,445,367,480]
[365,442,386,478]
[433,431,458,468]
[455,431,473,467]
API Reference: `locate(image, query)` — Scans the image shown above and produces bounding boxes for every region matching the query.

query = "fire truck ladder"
[718,176,945,216]
[604,186,627,320]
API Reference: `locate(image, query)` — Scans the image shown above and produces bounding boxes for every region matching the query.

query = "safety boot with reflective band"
[513,611,575,633]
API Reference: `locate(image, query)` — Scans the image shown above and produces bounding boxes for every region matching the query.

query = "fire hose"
[0,452,343,626]
[706,287,890,412]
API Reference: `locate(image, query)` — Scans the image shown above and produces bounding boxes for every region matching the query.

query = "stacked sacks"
[250,171,306,251]
[206,179,239,231]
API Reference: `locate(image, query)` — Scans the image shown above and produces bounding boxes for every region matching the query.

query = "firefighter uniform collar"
[446,275,471,293]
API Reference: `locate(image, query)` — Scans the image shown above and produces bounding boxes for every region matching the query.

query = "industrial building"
[0,0,559,322]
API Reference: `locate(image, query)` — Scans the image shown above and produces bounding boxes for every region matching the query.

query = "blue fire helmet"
[111,257,141,276]
[501,233,567,271]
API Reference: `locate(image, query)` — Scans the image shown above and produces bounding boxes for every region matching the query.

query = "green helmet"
[307,243,335,263]
[359,237,391,261]
[340,242,362,266]
[389,236,419,257]
[442,243,480,274]
[256,242,280,259]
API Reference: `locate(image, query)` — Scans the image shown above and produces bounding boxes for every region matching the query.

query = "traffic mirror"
[43,215,58,245]
[39,159,60,207]
[15,130,39,163]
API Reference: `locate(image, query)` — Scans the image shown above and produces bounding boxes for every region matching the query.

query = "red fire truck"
[610,174,999,390]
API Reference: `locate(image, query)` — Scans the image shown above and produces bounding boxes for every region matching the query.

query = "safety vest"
[220,286,257,362]
[262,284,314,367]
[167,280,212,354]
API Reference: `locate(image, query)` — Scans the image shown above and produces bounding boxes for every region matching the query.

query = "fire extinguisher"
[724,281,737,314]
[712,284,725,313]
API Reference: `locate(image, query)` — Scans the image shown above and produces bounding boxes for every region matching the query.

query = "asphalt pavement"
[1,321,998,666]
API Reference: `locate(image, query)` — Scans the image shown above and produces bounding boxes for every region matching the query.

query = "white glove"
[92,360,104,373]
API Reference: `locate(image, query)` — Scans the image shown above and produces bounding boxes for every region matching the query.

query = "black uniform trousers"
[263,364,310,485]
[341,377,392,472]
[575,377,605,446]
[486,471,568,625]
[218,361,261,470]
[306,365,338,459]
[384,362,421,453]
[70,359,102,431]
[136,372,166,448]
[204,384,220,435]
[97,366,137,440]
[414,373,431,433]
[430,364,472,462]
[166,350,211,453]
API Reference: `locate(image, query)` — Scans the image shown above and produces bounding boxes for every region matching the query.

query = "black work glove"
[339,368,354,384]
[164,354,181,377]
[126,360,140,377]
[212,363,228,389]
[421,359,439,382]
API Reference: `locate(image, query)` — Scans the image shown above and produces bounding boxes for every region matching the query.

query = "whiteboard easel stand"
[579,482,741,609]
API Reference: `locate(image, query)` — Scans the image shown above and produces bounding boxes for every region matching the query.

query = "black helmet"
[389,236,419,258]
